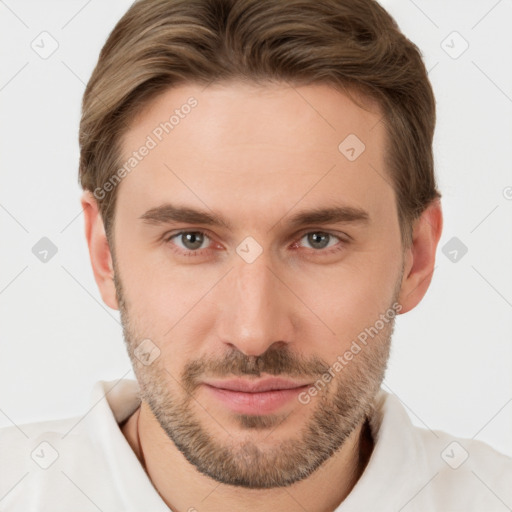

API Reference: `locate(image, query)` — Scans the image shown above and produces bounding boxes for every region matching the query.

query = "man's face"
[112,82,405,488]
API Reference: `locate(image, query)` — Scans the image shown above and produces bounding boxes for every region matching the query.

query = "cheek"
[291,250,401,355]
[117,247,222,365]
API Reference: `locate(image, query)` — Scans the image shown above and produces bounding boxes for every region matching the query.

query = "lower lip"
[203,384,309,415]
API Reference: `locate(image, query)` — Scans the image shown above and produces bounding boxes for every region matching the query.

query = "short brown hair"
[79,0,441,246]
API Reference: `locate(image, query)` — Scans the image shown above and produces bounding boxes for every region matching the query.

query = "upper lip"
[203,377,311,393]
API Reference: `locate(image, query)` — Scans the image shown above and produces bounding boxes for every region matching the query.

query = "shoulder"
[365,391,512,511]
[0,379,146,511]
[0,416,111,511]
[410,419,512,510]
[0,415,85,462]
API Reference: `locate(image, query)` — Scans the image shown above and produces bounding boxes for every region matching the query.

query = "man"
[1,0,511,510]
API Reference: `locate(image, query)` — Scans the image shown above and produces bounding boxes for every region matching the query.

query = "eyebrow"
[139,203,370,230]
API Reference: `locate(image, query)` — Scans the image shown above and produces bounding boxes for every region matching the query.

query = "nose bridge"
[217,252,291,356]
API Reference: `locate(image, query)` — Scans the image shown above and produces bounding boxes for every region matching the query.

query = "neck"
[121,402,372,511]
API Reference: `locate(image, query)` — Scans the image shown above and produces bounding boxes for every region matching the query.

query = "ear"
[81,191,119,310]
[398,199,443,314]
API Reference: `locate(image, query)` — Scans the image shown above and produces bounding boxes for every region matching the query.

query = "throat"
[120,405,145,467]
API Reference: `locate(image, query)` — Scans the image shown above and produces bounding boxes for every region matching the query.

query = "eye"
[166,231,212,255]
[293,231,346,255]
[298,231,341,250]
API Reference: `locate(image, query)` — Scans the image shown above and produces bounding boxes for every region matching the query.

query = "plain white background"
[0,0,511,458]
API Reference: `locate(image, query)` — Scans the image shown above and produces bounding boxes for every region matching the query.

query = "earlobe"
[81,191,119,310]
[398,199,443,314]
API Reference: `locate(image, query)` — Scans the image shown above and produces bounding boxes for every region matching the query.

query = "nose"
[215,253,296,357]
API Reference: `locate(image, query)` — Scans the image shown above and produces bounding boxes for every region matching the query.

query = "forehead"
[117,81,393,230]
[124,81,384,156]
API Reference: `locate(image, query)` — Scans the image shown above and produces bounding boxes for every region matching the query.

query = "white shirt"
[1,379,511,511]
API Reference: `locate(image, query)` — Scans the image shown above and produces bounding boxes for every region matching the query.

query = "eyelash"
[163,230,348,258]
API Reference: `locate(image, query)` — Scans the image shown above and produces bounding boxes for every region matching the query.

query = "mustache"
[182,344,330,392]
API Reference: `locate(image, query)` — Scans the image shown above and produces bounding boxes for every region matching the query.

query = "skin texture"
[81,82,442,511]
